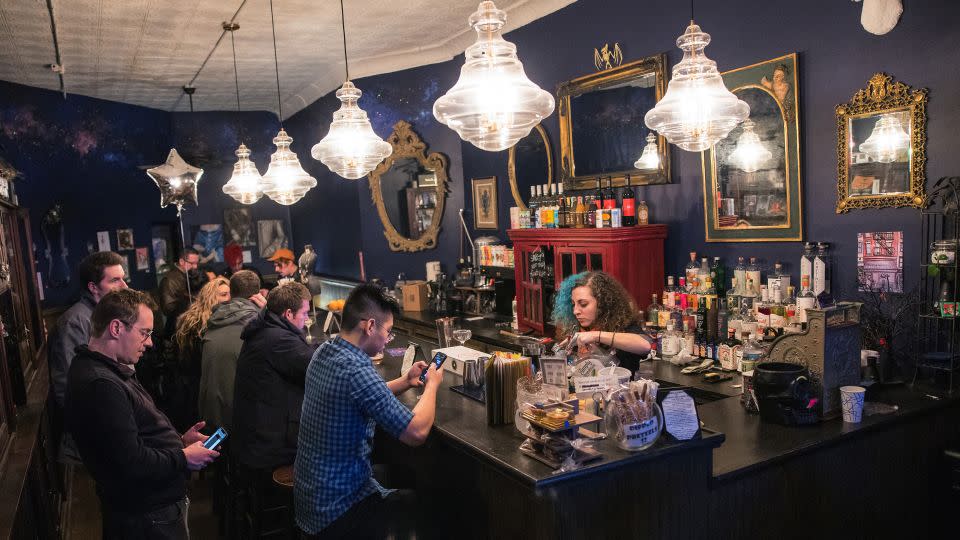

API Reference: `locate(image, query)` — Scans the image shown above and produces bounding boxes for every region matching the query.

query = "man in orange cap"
[267,248,298,288]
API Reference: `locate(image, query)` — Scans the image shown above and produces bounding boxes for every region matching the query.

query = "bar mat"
[450,384,485,404]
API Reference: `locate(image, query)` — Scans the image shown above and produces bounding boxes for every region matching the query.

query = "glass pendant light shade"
[729,119,772,173]
[311,81,392,179]
[644,21,749,152]
[433,1,555,152]
[260,129,317,205]
[222,143,264,204]
[859,113,909,163]
[634,133,661,170]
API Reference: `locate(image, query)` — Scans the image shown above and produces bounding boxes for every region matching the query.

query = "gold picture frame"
[472,177,498,230]
[508,124,553,211]
[835,73,927,213]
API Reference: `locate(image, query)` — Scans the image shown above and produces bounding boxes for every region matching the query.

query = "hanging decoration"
[221,21,264,204]
[729,119,772,172]
[259,0,316,205]
[433,1,555,152]
[643,11,749,152]
[146,148,203,216]
[634,133,661,170]
[312,0,392,179]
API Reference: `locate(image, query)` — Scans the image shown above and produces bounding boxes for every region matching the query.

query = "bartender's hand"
[405,361,429,389]
[182,421,209,447]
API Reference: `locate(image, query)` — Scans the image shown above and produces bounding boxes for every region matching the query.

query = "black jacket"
[65,346,188,512]
[232,310,312,469]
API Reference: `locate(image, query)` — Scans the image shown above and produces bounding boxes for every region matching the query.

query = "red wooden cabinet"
[508,226,667,334]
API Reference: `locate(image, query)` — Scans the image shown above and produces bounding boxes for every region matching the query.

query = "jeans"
[102,498,189,540]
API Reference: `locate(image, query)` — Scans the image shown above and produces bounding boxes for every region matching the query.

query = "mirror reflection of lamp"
[859,112,909,163]
[633,133,660,170]
[729,119,772,173]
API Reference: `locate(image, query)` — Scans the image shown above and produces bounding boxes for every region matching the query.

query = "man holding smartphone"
[295,284,443,539]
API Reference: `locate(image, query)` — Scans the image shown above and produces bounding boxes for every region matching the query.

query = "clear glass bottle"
[698,257,711,291]
[746,257,761,296]
[718,328,741,371]
[685,252,699,286]
[662,275,677,311]
[740,292,758,339]
[637,200,649,225]
[769,283,785,331]
[814,242,832,296]
[784,286,797,328]
[661,321,682,363]
[646,293,661,329]
[681,320,695,358]
[800,242,815,288]
[767,261,785,292]
[734,256,747,295]
[740,331,764,373]
[796,274,816,324]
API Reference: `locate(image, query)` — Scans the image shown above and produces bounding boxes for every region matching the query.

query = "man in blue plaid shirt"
[295,284,443,538]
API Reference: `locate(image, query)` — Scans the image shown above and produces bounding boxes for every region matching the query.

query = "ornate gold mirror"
[557,54,670,190]
[836,73,927,213]
[369,121,449,252]
[508,124,553,210]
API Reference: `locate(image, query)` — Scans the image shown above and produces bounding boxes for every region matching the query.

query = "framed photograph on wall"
[224,207,256,246]
[472,177,498,230]
[116,228,134,250]
[257,219,289,259]
[701,53,803,242]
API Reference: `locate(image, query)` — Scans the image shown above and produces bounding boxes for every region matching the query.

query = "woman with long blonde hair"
[170,276,230,430]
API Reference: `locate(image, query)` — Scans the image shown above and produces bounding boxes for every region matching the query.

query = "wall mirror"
[508,124,553,210]
[369,121,449,252]
[836,73,927,212]
[556,54,670,190]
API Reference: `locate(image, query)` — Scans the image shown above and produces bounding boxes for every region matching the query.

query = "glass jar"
[931,239,957,265]
[604,391,663,452]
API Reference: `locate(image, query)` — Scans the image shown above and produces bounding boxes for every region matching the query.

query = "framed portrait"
[701,53,803,242]
[257,219,289,259]
[224,207,256,246]
[472,177,498,230]
[116,228,134,250]
[135,247,150,271]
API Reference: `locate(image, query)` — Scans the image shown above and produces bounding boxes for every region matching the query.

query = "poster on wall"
[224,208,256,246]
[258,219,289,259]
[857,231,903,292]
[191,224,224,264]
[97,231,111,252]
[135,247,150,271]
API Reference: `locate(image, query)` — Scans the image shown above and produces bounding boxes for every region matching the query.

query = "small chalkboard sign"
[656,387,702,442]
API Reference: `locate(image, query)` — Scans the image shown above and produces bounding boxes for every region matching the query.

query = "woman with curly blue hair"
[552,271,651,373]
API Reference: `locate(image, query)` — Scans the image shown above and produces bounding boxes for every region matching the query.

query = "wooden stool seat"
[272,465,294,490]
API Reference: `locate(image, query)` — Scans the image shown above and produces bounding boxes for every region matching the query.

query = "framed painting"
[701,53,803,242]
[472,177,498,230]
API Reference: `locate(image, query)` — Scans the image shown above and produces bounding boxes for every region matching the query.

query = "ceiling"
[0,0,575,119]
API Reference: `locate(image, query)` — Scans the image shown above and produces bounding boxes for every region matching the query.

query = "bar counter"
[377,311,960,538]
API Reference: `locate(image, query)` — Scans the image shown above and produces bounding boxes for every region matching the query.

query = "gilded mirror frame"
[507,124,553,211]
[836,73,927,213]
[557,53,670,190]
[369,121,449,252]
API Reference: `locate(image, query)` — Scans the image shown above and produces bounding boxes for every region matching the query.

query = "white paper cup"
[840,386,866,423]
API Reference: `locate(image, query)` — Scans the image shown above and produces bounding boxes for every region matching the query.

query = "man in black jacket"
[66,289,219,539]
[233,281,312,471]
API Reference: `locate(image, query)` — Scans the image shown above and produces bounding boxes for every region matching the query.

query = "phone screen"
[419,352,448,383]
[203,427,228,450]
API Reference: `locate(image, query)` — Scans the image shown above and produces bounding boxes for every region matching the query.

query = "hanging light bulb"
[634,133,660,170]
[433,1,555,152]
[728,119,772,173]
[859,112,909,163]
[644,20,749,152]
[220,22,264,204]
[255,0,316,204]
[312,1,391,179]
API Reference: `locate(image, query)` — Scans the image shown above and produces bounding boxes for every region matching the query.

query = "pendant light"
[311,0,392,179]
[634,133,660,170]
[859,112,909,163]
[221,22,264,204]
[259,0,317,205]
[433,1,555,152]
[729,120,772,173]
[644,2,749,152]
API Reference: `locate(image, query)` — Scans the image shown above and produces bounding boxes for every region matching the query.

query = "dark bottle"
[585,196,597,227]
[557,185,568,229]
[696,297,708,340]
[594,177,604,209]
[621,174,637,226]
[603,177,617,210]
[711,256,726,296]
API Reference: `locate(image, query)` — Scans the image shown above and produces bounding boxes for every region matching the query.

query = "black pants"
[300,489,423,540]
[102,498,189,540]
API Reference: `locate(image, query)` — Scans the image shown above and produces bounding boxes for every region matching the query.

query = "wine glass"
[452,328,472,347]
[304,316,315,343]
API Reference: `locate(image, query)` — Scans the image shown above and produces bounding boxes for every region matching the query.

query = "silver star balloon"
[146,149,203,215]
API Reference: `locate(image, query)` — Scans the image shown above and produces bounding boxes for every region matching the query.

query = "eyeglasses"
[121,321,154,343]
[371,319,395,343]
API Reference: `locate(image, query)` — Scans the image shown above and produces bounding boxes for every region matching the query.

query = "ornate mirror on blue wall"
[369,121,449,252]
[557,54,670,190]
[508,124,553,210]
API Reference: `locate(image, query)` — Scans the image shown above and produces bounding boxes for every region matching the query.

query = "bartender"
[553,271,652,374]
[266,248,298,288]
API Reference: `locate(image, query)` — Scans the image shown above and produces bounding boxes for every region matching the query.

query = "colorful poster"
[857,231,903,292]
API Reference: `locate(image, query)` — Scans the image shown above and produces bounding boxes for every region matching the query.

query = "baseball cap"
[267,248,295,262]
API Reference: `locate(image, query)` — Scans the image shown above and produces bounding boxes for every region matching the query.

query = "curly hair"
[175,276,229,354]
[551,271,638,336]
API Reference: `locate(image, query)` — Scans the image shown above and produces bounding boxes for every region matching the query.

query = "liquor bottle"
[531,185,541,228]
[734,256,747,296]
[702,276,718,306]
[646,293,661,329]
[741,277,758,313]
[585,196,597,227]
[756,287,770,333]
[696,297,708,341]
[677,277,688,308]
[603,177,617,210]
[728,300,743,340]
[661,321,682,363]
[574,196,586,228]
[681,320,695,357]
[769,283,786,331]
[717,297,729,340]
[784,286,797,328]
[707,297,719,343]
[670,294,683,329]
[657,289,672,329]
[800,242,815,289]
[637,200,650,225]
[712,256,726,296]
[685,252,699,287]
[813,242,832,296]
[557,184,568,228]
[718,328,742,371]
[621,174,637,226]
[740,287,759,339]
[681,294,696,334]
[549,184,559,228]
[796,274,816,324]
[740,332,764,373]
[698,257,710,292]
[746,257,761,296]
[662,276,677,310]
[594,177,604,209]
[727,276,740,314]
[767,261,785,293]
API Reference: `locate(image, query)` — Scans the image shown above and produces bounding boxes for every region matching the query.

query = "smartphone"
[203,427,228,450]
[419,352,448,383]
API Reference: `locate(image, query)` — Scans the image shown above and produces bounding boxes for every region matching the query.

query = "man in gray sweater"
[198,270,265,430]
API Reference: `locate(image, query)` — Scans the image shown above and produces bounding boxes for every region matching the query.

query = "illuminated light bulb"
[260,129,317,205]
[644,20,749,152]
[634,133,661,170]
[433,1,555,152]
[222,143,263,204]
[729,119,772,173]
[859,113,909,163]
[311,81,392,179]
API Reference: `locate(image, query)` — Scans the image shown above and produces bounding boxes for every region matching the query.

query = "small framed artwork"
[417,171,438,187]
[116,229,134,250]
[257,219,289,259]
[135,247,150,271]
[472,176,498,230]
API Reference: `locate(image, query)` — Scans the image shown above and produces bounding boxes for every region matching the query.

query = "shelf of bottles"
[915,209,960,391]
[518,176,649,230]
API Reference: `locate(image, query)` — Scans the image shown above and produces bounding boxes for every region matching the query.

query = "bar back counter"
[384,313,960,539]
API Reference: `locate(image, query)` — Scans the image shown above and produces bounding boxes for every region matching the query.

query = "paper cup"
[840,386,866,423]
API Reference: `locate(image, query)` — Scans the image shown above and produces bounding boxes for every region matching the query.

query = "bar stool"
[237,463,294,539]
[272,465,296,537]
